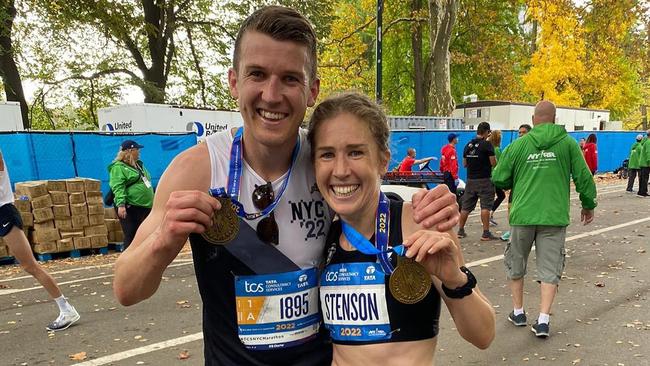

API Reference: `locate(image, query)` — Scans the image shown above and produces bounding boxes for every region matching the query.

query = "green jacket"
[639,137,650,168]
[492,123,597,226]
[494,146,502,163]
[628,141,642,169]
[108,160,154,208]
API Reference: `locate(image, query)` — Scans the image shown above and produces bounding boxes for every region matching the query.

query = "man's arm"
[491,146,514,190]
[569,142,597,224]
[489,156,497,167]
[414,156,435,165]
[113,144,220,305]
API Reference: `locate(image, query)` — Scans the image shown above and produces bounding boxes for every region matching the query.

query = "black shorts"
[461,178,495,212]
[0,204,23,237]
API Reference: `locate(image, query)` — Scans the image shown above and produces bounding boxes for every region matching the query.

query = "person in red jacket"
[440,133,459,194]
[398,148,435,172]
[583,134,598,175]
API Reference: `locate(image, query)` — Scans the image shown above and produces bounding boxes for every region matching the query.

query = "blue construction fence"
[0,131,197,195]
[389,130,641,180]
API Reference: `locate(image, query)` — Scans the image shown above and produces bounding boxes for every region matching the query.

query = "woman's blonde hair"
[488,130,502,148]
[114,149,138,166]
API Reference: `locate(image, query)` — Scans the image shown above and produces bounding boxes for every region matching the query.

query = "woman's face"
[312,112,389,221]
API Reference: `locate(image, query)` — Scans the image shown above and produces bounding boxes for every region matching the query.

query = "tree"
[426,0,458,116]
[0,0,28,129]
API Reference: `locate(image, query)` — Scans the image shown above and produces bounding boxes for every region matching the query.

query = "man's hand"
[157,190,221,251]
[581,208,594,225]
[411,185,459,231]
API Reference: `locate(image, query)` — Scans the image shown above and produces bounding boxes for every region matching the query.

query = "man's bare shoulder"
[162,143,211,191]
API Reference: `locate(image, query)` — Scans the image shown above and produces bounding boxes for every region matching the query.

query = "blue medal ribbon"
[209,127,299,220]
[341,192,405,274]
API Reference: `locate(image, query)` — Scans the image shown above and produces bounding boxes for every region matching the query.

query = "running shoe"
[481,231,498,241]
[501,231,511,241]
[531,321,550,338]
[489,218,498,226]
[507,311,527,326]
[457,228,467,238]
[46,306,80,332]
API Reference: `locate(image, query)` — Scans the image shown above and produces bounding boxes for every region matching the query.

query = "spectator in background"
[583,134,598,175]
[626,134,643,193]
[440,133,459,194]
[500,124,532,242]
[0,149,80,332]
[638,130,650,197]
[457,122,498,241]
[578,138,586,152]
[108,140,154,249]
[487,130,505,227]
[398,148,436,172]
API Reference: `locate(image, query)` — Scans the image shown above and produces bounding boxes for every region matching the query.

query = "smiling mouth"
[331,185,360,197]
[258,109,287,121]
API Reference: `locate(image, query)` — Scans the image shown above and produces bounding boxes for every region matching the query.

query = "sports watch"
[442,266,477,299]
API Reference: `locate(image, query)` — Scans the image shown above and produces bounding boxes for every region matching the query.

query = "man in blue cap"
[440,133,459,194]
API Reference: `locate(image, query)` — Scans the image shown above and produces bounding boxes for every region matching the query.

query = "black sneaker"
[481,231,498,241]
[457,228,467,238]
[531,321,550,338]
[508,311,527,326]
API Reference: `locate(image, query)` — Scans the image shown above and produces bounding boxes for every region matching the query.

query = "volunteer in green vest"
[108,140,154,249]
[626,134,643,193]
[637,130,650,197]
[492,100,597,339]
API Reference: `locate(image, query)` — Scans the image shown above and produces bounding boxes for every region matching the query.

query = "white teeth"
[259,109,286,120]
[332,185,359,196]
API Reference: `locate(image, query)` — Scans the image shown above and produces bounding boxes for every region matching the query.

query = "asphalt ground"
[0,180,648,366]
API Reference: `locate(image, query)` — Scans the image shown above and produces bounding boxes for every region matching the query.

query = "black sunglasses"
[252,182,279,245]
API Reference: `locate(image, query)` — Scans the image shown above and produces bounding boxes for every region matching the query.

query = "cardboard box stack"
[14,178,111,254]
[104,208,124,244]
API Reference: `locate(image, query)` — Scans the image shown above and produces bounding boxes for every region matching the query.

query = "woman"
[487,130,505,226]
[307,92,495,366]
[108,140,154,249]
[583,134,598,175]
[626,134,644,192]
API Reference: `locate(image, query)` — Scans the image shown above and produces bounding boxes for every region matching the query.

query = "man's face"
[518,127,528,138]
[228,31,320,148]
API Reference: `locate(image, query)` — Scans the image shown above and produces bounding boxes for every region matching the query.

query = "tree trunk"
[530,19,538,55]
[411,0,427,115]
[427,0,458,116]
[0,0,29,129]
[137,0,173,103]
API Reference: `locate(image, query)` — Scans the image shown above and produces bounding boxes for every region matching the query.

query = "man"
[457,122,498,241]
[625,134,643,193]
[500,123,532,242]
[492,101,596,338]
[637,129,650,197]
[440,133,459,194]
[0,149,80,332]
[398,147,435,172]
[113,6,459,365]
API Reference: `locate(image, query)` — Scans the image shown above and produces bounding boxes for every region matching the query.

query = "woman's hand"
[402,230,466,288]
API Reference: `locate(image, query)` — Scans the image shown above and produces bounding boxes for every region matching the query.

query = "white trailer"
[98,103,243,141]
[0,101,24,131]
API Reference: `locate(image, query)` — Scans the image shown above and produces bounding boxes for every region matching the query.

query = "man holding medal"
[113,6,460,365]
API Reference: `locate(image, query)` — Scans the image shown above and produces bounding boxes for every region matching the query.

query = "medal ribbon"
[209,127,299,220]
[341,192,405,274]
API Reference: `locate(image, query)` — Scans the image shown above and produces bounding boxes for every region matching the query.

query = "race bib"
[234,268,320,350]
[320,262,391,342]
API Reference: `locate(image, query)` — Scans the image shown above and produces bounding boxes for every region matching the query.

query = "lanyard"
[209,127,299,220]
[341,192,405,274]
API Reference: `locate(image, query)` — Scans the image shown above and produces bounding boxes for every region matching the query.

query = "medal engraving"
[201,197,239,244]
[389,256,432,304]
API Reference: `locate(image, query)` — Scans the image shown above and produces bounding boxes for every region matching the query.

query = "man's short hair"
[519,124,532,132]
[477,122,491,135]
[232,6,318,82]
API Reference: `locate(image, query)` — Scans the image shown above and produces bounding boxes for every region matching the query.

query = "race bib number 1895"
[234,268,320,350]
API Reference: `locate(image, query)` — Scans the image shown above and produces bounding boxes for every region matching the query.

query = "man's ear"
[228,68,239,100]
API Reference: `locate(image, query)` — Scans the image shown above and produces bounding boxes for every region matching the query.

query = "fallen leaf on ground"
[178,350,190,360]
[69,352,87,361]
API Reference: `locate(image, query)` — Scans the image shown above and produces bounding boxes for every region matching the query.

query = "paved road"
[0,182,648,365]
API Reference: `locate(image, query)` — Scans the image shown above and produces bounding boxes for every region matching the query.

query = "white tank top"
[0,150,14,206]
[204,129,331,269]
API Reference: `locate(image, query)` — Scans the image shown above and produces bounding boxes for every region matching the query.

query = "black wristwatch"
[442,266,477,299]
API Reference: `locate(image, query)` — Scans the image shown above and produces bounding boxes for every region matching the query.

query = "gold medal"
[201,197,239,244]
[389,256,432,304]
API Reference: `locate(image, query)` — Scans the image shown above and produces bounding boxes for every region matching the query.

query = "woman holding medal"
[308,92,495,365]
[108,140,154,249]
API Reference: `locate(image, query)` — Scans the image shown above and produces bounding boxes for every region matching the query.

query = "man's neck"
[242,132,297,182]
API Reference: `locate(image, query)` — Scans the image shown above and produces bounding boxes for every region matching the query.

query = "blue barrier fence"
[0,132,197,195]
[389,130,641,180]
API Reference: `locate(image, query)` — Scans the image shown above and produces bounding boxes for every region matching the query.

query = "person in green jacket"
[492,100,597,339]
[626,134,644,192]
[637,130,650,197]
[108,140,154,249]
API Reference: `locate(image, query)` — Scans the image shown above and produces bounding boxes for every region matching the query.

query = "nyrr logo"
[244,281,264,293]
[325,271,338,282]
[527,151,557,160]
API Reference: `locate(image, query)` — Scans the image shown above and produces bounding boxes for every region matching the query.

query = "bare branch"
[186,25,207,106]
